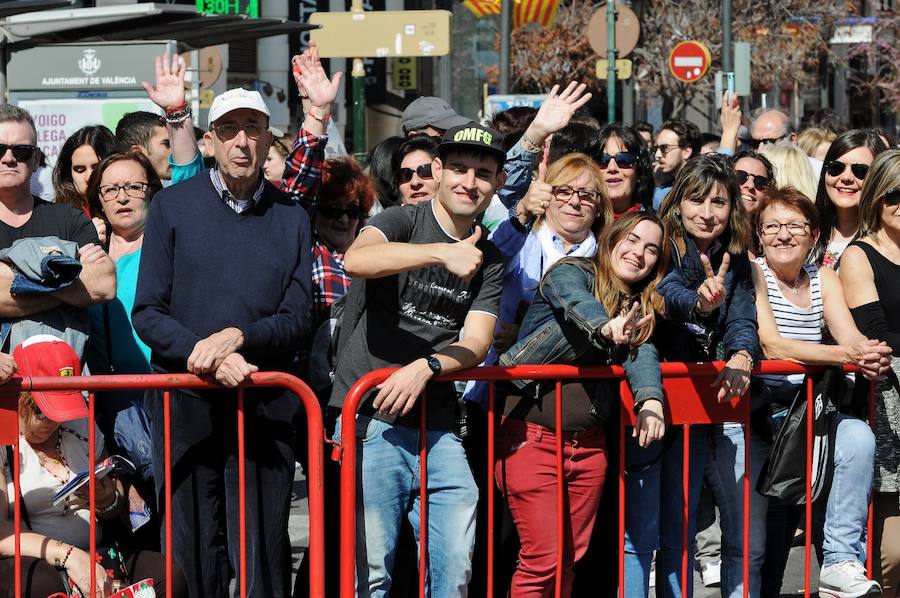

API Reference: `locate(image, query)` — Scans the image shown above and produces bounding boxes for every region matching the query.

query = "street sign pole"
[722,0,731,72]
[350,0,366,164]
[499,0,511,94]
[606,0,616,122]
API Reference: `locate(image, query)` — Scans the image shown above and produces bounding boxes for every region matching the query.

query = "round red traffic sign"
[668,40,711,83]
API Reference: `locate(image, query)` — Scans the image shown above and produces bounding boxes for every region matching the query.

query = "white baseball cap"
[208,88,271,127]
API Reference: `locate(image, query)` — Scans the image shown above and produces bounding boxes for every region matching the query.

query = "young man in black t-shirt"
[330,123,506,597]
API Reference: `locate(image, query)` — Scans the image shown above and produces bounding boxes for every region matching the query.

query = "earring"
[674,209,681,217]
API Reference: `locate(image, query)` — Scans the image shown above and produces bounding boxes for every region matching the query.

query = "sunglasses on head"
[598,151,637,170]
[825,160,869,180]
[396,163,433,185]
[0,144,38,162]
[317,205,365,220]
[735,169,770,191]
[883,188,900,207]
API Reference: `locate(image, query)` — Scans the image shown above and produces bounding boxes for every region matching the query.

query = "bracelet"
[521,133,543,153]
[306,107,331,124]
[164,101,188,115]
[164,106,192,124]
[55,542,74,568]
[97,487,119,516]
[733,350,755,368]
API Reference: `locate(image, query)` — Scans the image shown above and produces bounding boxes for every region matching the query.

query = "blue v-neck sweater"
[132,171,312,373]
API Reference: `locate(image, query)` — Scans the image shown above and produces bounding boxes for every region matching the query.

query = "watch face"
[427,357,441,374]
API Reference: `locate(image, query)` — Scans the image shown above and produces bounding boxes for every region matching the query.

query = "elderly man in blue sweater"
[133,88,312,598]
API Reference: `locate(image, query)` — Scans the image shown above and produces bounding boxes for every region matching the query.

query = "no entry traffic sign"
[668,40,711,83]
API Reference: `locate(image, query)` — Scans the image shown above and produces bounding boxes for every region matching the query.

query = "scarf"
[535,222,597,273]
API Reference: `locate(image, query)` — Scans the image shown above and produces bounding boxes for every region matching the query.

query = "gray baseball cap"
[401,97,471,133]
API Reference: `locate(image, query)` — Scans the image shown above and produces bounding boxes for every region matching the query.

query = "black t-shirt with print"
[0,198,99,250]
[329,201,503,430]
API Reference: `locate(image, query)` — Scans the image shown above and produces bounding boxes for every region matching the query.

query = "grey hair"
[749,108,795,137]
[0,104,37,144]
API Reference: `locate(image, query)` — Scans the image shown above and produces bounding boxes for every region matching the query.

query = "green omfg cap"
[439,123,507,165]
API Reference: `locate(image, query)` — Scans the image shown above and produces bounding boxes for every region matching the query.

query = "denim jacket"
[655,235,759,362]
[499,259,665,419]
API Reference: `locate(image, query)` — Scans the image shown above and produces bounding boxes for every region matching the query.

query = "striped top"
[758,260,824,385]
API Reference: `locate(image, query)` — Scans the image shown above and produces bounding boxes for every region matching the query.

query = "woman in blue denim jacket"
[624,154,760,598]
[496,212,670,596]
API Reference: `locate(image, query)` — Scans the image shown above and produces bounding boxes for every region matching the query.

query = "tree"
[849,10,900,117]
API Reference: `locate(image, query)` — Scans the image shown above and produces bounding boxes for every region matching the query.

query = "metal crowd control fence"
[338,361,875,598]
[1,372,325,598]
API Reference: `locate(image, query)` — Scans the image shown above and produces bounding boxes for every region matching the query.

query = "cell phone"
[726,72,735,103]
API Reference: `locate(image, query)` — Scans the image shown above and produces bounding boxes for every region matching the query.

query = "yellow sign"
[309,10,451,58]
[199,89,215,109]
[595,58,633,80]
[390,57,417,91]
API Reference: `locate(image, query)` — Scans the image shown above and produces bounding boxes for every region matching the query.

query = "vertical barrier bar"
[88,391,97,597]
[13,439,21,597]
[743,419,750,598]
[682,423,690,598]
[164,389,173,598]
[555,381,563,598]
[237,388,247,598]
[419,392,428,598]
[867,381,875,576]
[618,382,627,598]
[487,383,495,598]
[804,377,813,598]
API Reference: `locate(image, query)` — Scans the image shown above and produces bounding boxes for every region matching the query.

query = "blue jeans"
[335,416,478,598]
[822,414,876,566]
[704,423,769,598]
[623,426,709,598]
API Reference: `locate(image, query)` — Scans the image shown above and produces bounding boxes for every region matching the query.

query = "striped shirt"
[209,167,266,214]
[758,260,823,385]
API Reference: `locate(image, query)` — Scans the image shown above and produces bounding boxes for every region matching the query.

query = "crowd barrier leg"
[237,388,247,598]
[419,393,429,597]
[682,423,690,598]
[743,409,751,598]
[487,383,496,598]
[867,381,875,577]
[555,381,564,598]
[164,389,173,598]
[804,377,813,598]
[89,391,97,597]
[617,381,627,598]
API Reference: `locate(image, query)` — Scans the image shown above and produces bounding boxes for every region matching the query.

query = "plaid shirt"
[311,235,351,326]
[282,128,327,210]
[209,167,266,213]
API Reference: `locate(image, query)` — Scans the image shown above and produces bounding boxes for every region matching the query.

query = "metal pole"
[722,0,732,72]
[352,58,366,163]
[606,0,616,122]
[499,0,511,94]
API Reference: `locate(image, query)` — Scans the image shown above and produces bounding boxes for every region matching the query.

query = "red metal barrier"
[338,361,875,598]
[1,371,325,598]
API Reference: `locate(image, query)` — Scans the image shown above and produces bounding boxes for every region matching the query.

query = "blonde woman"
[497,212,670,596]
[841,149,900,595]
[798,127,836,161]
[760,144,818,201]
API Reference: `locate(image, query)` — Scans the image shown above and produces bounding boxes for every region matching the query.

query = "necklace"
[28,429,73,514]
[777,268,807,297]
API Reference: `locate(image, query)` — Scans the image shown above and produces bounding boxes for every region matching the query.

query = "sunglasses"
[650,144,682,156]
[598,151,637,170]
[883,188,900,207]
[317,205,365,220]
[212,122,266,141]
[735,170,770,191]
[0,144,38,161]
[749,135,786,149]
[825,160,869,180]
[396,163,433,185]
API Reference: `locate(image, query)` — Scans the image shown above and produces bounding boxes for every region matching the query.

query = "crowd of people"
[0,42,898,598]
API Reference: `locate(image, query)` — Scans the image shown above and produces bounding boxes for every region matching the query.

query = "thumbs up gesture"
[516,149,554,224]
[440,226,484,283]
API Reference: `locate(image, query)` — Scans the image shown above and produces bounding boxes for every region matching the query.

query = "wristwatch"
[426,355,442,378]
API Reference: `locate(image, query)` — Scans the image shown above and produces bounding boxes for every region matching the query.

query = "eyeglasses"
[825,160,869,180]
[552,186,599,204]
[0,144,38,161]
[883,188,900,207]
[396,163,433,185]
[212,122,267,141]
[735,170,771,191]
[100,182,149,201]
[317,205,365,220]
[749,135,787,149]
[759,220,811,237]
[650,144,682,156]
[598,151,637,170]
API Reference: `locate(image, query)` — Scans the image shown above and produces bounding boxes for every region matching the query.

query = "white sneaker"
[819,560,882,598]
[699,560,721,587]
[648,558,656,588]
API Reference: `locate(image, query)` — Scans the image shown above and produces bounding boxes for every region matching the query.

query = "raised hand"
[529,82,592,140]
[517,154,552,223]
[440,227,484,282]
[600,301,654,345]
[697,252,731,314]
[291,41,342,109]
[141,53,186,109]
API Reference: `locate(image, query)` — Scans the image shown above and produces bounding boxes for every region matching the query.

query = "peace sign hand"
[696,252,731,314]
[600,302,654,345]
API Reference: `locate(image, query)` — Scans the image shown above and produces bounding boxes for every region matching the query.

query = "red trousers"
[494,417,608,598]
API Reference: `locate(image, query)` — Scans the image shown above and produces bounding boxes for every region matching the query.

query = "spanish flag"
[513,0,559,28]
[464,0,501,18]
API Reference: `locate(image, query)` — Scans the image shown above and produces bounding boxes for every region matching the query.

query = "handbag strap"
[4,444,32,530]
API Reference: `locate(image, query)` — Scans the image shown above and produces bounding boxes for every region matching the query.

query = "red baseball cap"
[13,335,87,422]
